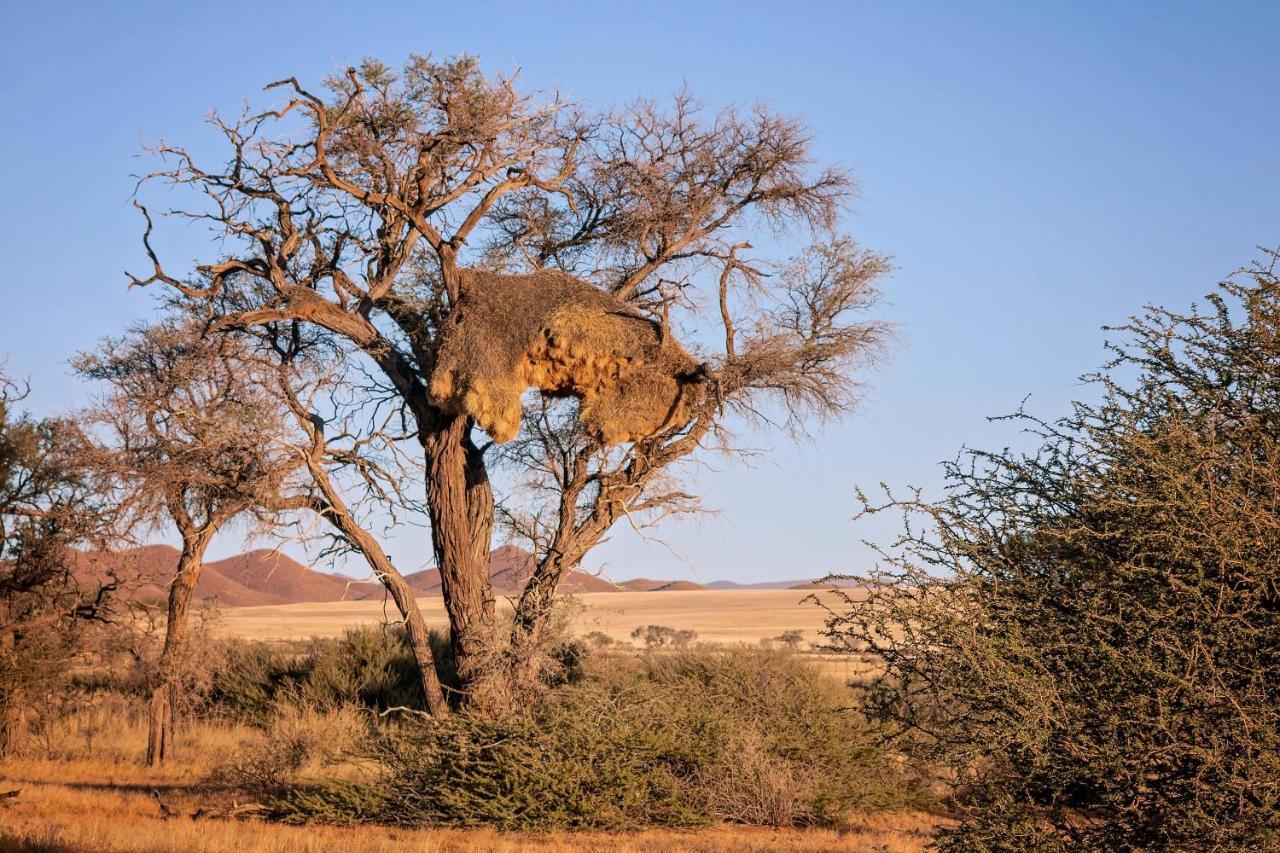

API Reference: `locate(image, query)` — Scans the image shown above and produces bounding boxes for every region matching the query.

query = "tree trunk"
[0,688,28,758]
[381,569,450,717]
[146,531,211,766]
[423,414,498,709]
[145,682,173,764]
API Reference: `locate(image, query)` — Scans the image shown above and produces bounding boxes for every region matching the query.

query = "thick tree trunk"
[146,531,211,766]
[423,415,498,709]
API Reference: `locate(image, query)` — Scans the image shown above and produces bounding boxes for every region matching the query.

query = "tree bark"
[0,687,27,758]
[379,567,450,717]
[146,529,212,766]
[423,415,498,709]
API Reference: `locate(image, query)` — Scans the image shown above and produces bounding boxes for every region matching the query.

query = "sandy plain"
[214,588,866,646]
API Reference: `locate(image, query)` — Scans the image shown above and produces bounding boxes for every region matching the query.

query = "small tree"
[631,625,697,649]
[824,252,1280,850]
[0,369,115,756]
[774,629,805,651]
[76,321,306,764]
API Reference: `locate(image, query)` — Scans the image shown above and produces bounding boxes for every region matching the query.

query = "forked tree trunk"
[423,415,499,709]
[146,530,212,766]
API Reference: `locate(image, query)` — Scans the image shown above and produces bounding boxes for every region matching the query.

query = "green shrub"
[297,628,426,710]
[271,646,926,829]
[209,627,452,722]
[828,256,1280,850]
[208,641,297,723]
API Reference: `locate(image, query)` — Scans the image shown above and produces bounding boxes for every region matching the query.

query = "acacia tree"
[76,321,309,764]
[0,369,115,756]
[129,56,888,704]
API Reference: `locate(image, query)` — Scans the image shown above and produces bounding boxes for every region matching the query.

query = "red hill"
[369,545,621,598]
[75,545,380,608]
[206,550,382,604]
[69,543,749,608]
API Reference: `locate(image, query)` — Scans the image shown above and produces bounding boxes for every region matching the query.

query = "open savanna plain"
[0,589,944,852]
[217,588,879,683]
[216,589,863,644]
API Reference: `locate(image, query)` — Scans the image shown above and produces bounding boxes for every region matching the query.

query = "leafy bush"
[209,640,294,723]
[0,374,117,755]
[271,647,925,829]
[209,626,449,722]
[826,254,1280,850]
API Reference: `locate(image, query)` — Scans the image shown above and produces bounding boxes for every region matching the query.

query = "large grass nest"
[431,269,706,444]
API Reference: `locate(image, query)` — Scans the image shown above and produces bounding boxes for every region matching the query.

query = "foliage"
[582,630,615,648]
[773,629,806,650]
[74,319,303,544]
[209,627,445,723]
[270,647,925,829]
[825,253,1280,850]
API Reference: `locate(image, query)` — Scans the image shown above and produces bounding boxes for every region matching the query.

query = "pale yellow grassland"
[216,588,867,645]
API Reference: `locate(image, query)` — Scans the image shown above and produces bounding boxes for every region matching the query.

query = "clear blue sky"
[2,2,1277,582]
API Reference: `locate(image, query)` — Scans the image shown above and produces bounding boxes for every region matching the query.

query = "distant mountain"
[706,573,855,589]
[73,543,832,607]
[76,545,382,607]
[368,544,624,598]
[618,578,706,591]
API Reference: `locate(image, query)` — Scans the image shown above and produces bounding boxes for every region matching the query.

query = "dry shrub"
[830,255,1280,850]
[431,268,705,444]
[705,730,808,827]
[20,690,145,762]
[214,700,368,793]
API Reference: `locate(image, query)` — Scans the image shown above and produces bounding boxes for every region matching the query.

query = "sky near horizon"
[1,2,1278,583]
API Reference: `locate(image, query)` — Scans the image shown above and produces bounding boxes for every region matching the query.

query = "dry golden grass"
[0,590,930,851]
[0,780,941,853]
[0,706,943,852]
[0,760,941,853]
[216,589,865,645]
[0,776,941,852]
